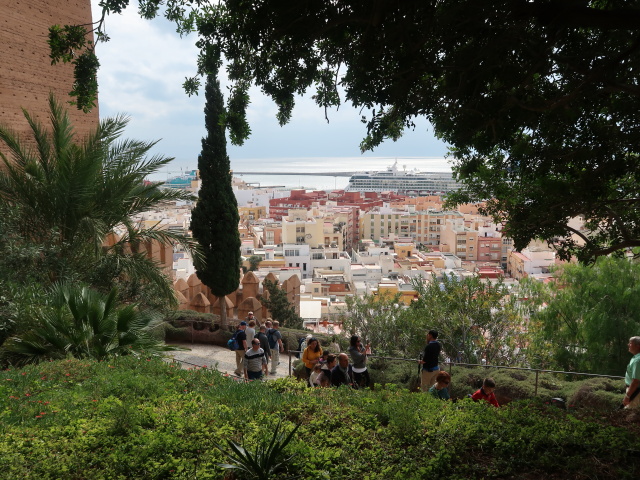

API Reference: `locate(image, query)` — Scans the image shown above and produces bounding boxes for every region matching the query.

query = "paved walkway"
[165,342,294,380]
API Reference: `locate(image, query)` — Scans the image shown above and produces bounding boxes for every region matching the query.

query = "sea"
[226,156,453,191]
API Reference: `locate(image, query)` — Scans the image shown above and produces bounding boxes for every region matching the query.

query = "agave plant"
[4,282,182,366]
[218,420,300,480]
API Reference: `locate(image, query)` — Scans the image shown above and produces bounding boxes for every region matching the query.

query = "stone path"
[165,342,294,380]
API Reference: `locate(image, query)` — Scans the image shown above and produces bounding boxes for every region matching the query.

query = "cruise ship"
[345,162,459,195]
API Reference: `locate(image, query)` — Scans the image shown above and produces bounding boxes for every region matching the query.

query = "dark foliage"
[189,74,241,328]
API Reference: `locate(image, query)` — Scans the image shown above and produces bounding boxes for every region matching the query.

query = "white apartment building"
[283,243,311,279]
[232,184,290,212]
[310,247,352,281]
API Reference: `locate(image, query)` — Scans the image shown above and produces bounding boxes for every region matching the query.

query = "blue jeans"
[247,370,263,381]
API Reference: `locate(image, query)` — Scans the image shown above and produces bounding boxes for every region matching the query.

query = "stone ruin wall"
[0,0,99,145]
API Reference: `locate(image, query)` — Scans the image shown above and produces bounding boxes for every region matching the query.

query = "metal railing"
[165,320,626,394]
[287,351,624,395]
[441,361,624,396]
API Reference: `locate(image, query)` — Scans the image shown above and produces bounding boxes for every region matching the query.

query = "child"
[428,371,451,400]
[309,363,323,387]
[471,377,500,407]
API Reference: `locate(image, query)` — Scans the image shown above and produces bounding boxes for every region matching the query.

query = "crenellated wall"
[173,272,301,327]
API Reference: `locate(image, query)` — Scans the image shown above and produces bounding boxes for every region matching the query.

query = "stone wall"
[0,0,99,144]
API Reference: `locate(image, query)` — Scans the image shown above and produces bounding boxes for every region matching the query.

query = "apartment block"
[282,209,343,250]
[439,218,479,261]
[239,205,267,223]
[283,244,311,279]
[507,246,556,280]
[360,208,462,246]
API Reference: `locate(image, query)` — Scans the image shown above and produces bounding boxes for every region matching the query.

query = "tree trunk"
[219,295,228,330]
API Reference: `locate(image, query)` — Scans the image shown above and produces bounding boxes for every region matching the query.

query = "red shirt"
[471,387,500,407]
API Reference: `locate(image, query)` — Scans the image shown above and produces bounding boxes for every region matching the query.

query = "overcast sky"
[91,0,451,177]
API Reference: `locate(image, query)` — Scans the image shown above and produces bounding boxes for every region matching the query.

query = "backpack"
[297,337,306,358]
[267,328,277,349]
[227,330,240,351]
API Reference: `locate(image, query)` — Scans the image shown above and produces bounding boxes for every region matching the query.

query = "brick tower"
[0,0,99,143]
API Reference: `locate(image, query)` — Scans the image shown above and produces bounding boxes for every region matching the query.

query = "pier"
[233,171,355,177]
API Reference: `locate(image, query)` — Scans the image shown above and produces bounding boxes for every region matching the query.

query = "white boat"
[345,161,459,195]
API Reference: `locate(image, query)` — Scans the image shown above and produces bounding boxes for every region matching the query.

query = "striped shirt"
[244,347,267,372]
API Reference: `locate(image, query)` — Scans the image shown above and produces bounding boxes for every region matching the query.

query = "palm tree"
[0,94,198,307]
[4,283,182,366]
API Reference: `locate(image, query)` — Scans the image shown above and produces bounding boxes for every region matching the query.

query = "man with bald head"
[331,353,357,388]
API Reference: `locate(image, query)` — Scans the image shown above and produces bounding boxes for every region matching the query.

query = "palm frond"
[0,96,189,309]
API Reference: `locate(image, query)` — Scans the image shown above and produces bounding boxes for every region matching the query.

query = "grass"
[1,356,639,479]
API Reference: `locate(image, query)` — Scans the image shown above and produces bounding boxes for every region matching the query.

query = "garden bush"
[1,356,638,479]
[440,366,625,411]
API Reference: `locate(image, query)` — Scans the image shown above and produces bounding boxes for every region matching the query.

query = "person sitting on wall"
[317,354,337,388]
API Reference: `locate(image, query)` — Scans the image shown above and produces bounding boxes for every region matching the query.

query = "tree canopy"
[409,274,526,366]
[50,0,640,262]
[528,257,640,376]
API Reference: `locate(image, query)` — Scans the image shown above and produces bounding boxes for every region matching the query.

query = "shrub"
[0,356,638,479]
[443,366,626,411]
[4,283,183,366]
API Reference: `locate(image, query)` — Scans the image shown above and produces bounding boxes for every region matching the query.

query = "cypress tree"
[190,74,241,329]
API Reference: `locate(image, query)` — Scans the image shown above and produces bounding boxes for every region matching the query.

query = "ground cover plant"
[1,356,638,479]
